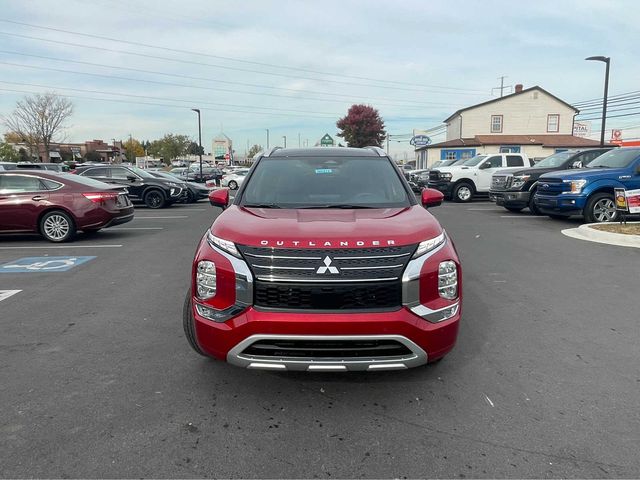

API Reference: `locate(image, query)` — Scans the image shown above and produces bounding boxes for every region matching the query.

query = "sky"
[1,0,639,160]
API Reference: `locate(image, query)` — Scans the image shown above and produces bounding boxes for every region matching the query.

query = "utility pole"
[492,76,511,97]
[586,56,611,147]
[282,135,287,148]
[265,129,270,149]
[191,109,202,181]
[298,132,301,148]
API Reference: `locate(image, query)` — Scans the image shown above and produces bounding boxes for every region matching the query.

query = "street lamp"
[585,56,610,147]
[265,129,270,149]
[282,135,287,148]
[191,108,203,180]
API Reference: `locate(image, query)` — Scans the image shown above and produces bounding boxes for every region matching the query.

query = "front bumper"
[490,190,530,208]
[427,180,454,197]
[534,194,585,216]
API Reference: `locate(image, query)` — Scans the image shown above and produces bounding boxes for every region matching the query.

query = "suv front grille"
[491,175,512,190]
[537,178,569,196]
[242,338,412,358]
[429,170,441,181]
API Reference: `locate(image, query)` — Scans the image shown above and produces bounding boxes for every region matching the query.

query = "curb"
[561,222,640,249]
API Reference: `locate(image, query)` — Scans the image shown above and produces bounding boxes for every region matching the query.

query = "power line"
[573,90,640,106]
[577,111,640,121]
[0,18,487,94]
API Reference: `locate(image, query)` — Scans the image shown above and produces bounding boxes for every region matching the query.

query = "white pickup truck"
[427,153,534,202]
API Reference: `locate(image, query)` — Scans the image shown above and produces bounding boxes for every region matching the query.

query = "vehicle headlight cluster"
[510,174,530,190]
[438,261,458,300]
[440,172,452,181]
[562,179,588,194]
[412,232,445,258]
[167,182,181,188]
[196,260,216,299]
[207,230,240,257]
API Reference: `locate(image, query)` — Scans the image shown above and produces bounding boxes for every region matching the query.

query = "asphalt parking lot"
[1,199,639,478]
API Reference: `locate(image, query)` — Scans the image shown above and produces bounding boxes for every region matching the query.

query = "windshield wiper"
[242,203,282,209]
[297,204,377,209]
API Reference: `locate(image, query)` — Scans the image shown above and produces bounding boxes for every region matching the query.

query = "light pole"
[282,135,287,148]
[585,56,610,147]
[298,132,301,148]
[265,129,270,149]
[191,108,203,180]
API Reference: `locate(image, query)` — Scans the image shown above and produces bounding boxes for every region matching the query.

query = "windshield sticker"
[315,168,333,174]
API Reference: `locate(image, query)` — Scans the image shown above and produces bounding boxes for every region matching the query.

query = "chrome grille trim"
[332,253,411,260]
[244,253,323,260]
[252,265,315,270]
[255,276,399,283]
[340,264,403,270]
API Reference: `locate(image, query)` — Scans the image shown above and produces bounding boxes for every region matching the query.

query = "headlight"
[412,232,445,258]
[440,172,452,181]
[562,179,588,194]
[196,261,216,299]
[166,182,180,187]
[510,174,530,190]
[438,261,458,300]
[206,230,240,257]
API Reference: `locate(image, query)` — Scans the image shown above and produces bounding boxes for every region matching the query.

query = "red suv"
[184,147,462,371]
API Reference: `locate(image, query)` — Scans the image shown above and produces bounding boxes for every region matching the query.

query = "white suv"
[427,153,534,202]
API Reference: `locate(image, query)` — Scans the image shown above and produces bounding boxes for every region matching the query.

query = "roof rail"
[364,146,387,156]
[262,146,283,158]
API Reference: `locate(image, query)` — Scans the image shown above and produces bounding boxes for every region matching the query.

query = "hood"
[211,205,442,249]
[539,167,622,181]
[497,166,562,178]
[433,166,467,173]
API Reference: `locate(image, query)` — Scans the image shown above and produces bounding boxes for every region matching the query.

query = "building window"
[491,115,503,133]
[440,148,477,161]
[444,151,457,160]
[547,114,559,133]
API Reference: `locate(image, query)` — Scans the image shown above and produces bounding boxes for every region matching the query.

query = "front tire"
[505,207,523,213]
[453,182,474,203]
[228,180,238,190]
[183,290,208,357]
[528,191,542,215]
[40,210,76,242]
[144,189,166,209]
[584,193,618,223]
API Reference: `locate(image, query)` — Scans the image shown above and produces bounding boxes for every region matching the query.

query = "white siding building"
[416,85,605,167]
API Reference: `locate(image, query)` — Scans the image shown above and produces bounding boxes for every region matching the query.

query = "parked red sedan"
[0,170,134,242]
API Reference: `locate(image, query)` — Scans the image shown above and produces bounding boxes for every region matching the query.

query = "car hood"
[433,166,467,173]
[496,166,563,177]
[210,205,443,249]
[539,167,624,181]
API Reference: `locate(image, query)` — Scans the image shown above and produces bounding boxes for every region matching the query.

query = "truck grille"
[537,178,569,196]
[429,170,441,181]
[491,175,512,190]
[242,338,412,358]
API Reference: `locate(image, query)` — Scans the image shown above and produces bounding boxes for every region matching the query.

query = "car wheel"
[584,193,618,223]
[40,210,76,242]
[505,207,523,213]
[183,289,208,357]
[453,182,474,203]
[528,191,542,215]
[228,180,238,190]
[144,189,165,209]
[185,190,195,203]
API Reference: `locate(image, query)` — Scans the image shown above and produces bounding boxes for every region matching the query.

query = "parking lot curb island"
[561,222,640,249]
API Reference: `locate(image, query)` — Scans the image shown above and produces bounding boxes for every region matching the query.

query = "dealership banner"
[625,188,640,214]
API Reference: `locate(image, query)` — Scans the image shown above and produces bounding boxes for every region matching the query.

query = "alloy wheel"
[593,198,616,222]
[43,214,70,241]
[457,186,472,201]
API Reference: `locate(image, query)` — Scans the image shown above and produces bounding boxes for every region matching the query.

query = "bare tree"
[3,93,73,162]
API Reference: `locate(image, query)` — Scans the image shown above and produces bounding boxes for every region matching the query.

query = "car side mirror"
[209,189,229,209]
[479,162,491,169]
[126,175,137,182]
[571,160,583,169]
[421,188,444,208]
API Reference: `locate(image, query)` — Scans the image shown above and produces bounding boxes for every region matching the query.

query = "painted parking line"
[467,208,500,211]
[108,227,164,231]
[500,216,547,219]
[0,244,122,250]
[0,256,96,273]
[134,216,189,219]
[0,290,21,302]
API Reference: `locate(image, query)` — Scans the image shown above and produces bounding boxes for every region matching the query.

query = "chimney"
[515,84,523,93]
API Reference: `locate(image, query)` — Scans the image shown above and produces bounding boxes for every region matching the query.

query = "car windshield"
[59,173,115,189]
[587,149,640,169]
[240,156,411,208]
[533,151,574,168]
[128,166,155,178]
[461,155,488,167]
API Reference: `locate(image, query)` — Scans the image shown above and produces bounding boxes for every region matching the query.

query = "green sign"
[320,134,334,147]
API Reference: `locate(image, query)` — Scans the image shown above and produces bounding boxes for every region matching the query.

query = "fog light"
[196,260,216,299]
[195,303,246,323]
[438,261,458,300]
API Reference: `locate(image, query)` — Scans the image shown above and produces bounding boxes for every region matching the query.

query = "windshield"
[240,156,411,208]
[128,166,155,178]
[533,151,574,168]
[587,149,640,169]
[60,173,116,189]
[461,155,488,167]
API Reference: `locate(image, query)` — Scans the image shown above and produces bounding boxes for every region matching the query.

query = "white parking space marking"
[467,207,499,211]
[109,227,164,231]
[500,216,546,219]
[0,290,21,302]
[0,245,123,250]
[135,216,189,219]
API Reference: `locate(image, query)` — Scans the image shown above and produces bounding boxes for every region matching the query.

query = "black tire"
[452,182,474,203]
[584,192,618,223]
[39,210,76,243]
[228,180,238,190]
[505,207,523,213]
[144,189,166,209]
[185,190,195,203]
[183,289,208,357]
[528,190,542,215]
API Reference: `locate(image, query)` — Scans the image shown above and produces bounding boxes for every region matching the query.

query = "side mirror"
[421,188,444,208]
[126,175,137,182]
[209,189,229,209]
[479,162,491,169]
[571,160,583,169]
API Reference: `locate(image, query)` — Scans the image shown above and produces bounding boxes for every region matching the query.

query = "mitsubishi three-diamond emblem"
[316,256,339,274]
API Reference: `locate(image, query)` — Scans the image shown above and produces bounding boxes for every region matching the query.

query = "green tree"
[247,144,263,159]
[123,138,145,162]
[148,134,191,162]
[0,141,20,162]
[187,141,204,156]
[336,104,386,148]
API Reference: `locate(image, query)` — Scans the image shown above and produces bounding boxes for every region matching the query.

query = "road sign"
[0,256,96,273]
[410,135,431,147]
[224,153,230,160]
[0,290,21,302]
[320,134,334,147]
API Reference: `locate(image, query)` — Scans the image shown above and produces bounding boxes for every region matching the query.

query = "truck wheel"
[505,207,523,213]
[528,191,542,215]
[144,189,166,209]
[453,182,474,203]
[584,193,618,223]
[40,210,76,242]
[183,289,208,357]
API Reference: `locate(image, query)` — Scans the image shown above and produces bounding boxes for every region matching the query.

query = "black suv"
[489,148,611,214]
[74,165,184,208]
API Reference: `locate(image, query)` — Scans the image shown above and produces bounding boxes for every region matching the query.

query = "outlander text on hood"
[184,147,462,371]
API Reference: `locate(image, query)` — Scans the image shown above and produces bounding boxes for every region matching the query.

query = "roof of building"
[443,86,579,123]
[416,134,610,150]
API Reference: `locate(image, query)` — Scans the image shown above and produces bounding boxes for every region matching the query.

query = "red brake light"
[82,192,119,204]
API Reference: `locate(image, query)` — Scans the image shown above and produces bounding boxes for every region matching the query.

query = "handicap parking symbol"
[0,256,96,273]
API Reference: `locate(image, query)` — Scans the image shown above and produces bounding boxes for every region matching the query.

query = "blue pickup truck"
[534,148,640,222]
